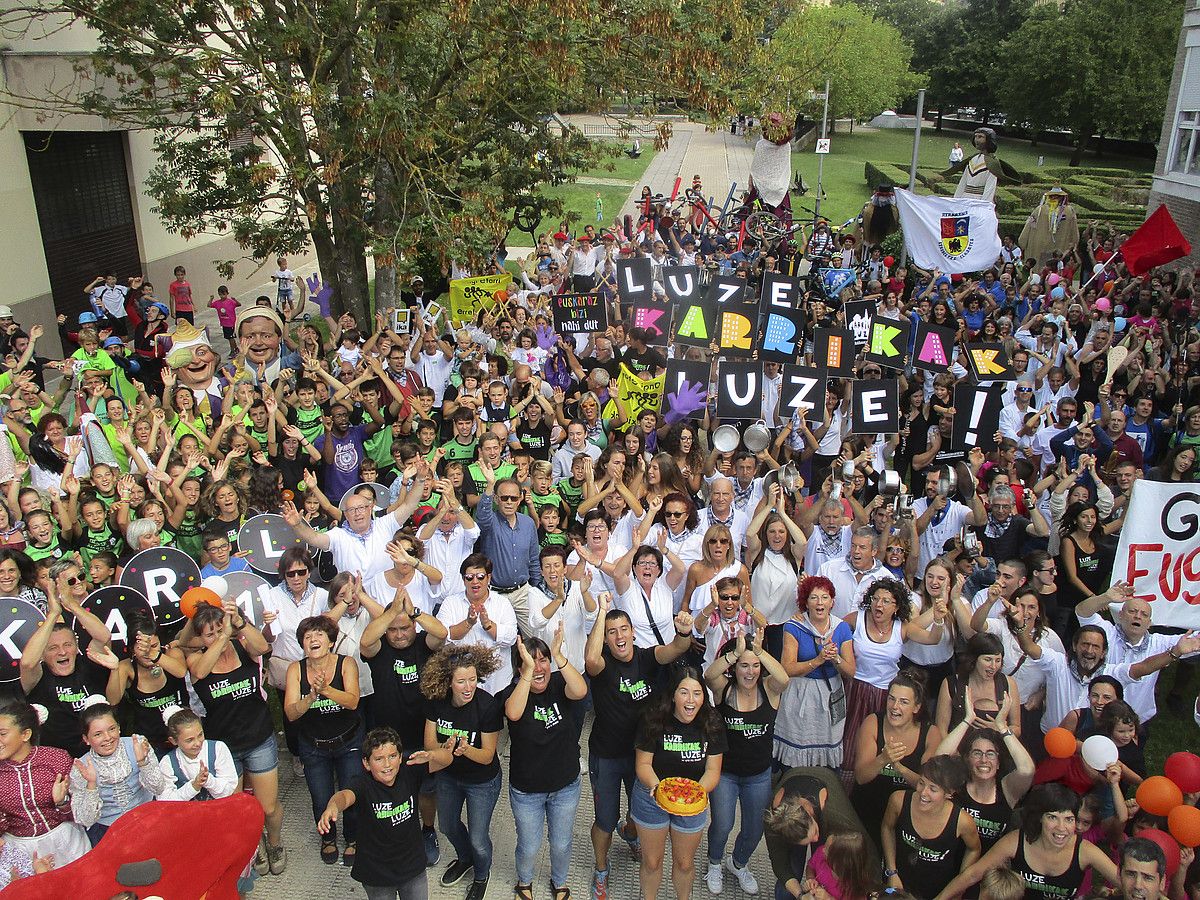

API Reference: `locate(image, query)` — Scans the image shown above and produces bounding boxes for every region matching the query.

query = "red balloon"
[1043,727,1076,760]
[884,255,895,268]
[1166,752,1200,793]
[1138,776,1184,816]
[1169,805,1200,848]
[1141,828,1182,876]
[180,587,222,619]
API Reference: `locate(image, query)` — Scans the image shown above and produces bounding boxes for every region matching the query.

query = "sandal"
[341,842,356,867]
[552,887,571,900]
[319,839,338,865]
[514,884,534,900]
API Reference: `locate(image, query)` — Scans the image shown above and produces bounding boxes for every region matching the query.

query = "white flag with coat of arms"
[894,188,1002,274]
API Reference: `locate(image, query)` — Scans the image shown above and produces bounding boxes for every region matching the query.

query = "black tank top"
[129,668,189,751]
[852,717,930,835]
[298,655,360,741]
[717,682,777,776]
[959,784,1012,853]
[895,792,965,899]
[947,670,1009,731]
[192,642,273,754]
[1013,831,1085,899]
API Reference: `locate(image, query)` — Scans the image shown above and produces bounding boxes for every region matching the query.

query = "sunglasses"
[284,569,309,578]
[664,510,686,518]
[708,537,730,545]
[498,494,521,501]
[718,594,741,602]
[63,575,82,586]
[463,572,489,582]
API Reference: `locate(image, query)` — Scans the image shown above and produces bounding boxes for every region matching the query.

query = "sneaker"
[267,842,288,876]
[424,828,441,867]
[441,858,474,887]
[291,756,304,777]
[726,857,759,895]
[465,876,489,900]
[592,868,608,900]
[706,861,724,894]
[616,817,641,858]
[253,836,269,876]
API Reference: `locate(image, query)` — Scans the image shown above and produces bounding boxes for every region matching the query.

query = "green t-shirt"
[77,523,124,565]
[439,438,479,463]
[555,477,585,511]
[292,404,324,444]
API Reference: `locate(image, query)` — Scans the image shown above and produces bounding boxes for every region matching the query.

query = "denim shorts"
[629,780,708,834]
[231,733,280,776]
[589,752,635,834]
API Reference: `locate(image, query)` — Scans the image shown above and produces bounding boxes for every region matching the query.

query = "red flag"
[1120,205,1192,276]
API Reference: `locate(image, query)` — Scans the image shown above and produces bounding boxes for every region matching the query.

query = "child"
[271,256,295,315]
[318,727,431,900]
[336,329,363,369]
[287,377,325,445]
[199,530,250,578]
[71,495,125,566]
[803,831,877,900]
[156,706,237,801]
[169,266,195,324]
[88,550,118,588]
[527,461,564,516]
[208,286,240,355]
[537,502,568,548]
[554,453,588,514]
[1096,698,1146,779]
[978,869,1024,900]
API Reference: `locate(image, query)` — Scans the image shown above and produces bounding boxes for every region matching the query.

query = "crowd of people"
[0,174,1197,900]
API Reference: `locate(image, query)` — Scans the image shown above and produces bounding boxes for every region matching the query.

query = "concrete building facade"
[1151,0,1200,268]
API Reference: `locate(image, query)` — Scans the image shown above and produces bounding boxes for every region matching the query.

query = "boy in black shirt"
[320,727,432,899]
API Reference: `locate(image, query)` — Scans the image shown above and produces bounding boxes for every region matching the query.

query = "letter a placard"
[912,322,957,374]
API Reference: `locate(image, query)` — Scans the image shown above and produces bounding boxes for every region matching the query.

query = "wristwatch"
[883,868,898,879]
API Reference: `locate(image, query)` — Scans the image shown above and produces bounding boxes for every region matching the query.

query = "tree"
[1,0,758,320]
[997,0,1183,165]
[755,2,924,130]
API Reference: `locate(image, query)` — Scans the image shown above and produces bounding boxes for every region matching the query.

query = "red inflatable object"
[1166,752,1200,793]
[1141,827,1182,876]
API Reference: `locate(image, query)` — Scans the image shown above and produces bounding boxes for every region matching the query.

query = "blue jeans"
[299,724,365,844]
[510,777,583,887]
[588,752,635,834]
[707,768,773,868]
[435,771,502,880]
[361,872,430,899]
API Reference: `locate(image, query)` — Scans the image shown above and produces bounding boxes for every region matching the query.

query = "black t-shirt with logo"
[620,347,666,375]
[27,657,109,756]
[636,713,728,782]
[516,420,553,461]
[426,689,503,783]
[366,640,433,752]
[589,645,660,760]
[348,770,425,886]
[503,672,579,793]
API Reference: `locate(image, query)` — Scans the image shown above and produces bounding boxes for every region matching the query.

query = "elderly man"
[975,484,1048,565]
[282,478,423,581]
[435,553,519,695]
[800,497,853,575]
[817,526,886,618]
[698,477,750,560]
[475,462,544,635]
[998,378,1040,457]
[1075,582,1200,726]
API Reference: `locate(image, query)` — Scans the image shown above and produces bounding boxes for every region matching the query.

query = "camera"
[962,530,981,558]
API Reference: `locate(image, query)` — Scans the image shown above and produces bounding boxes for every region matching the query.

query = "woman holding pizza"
[633,665,728,900]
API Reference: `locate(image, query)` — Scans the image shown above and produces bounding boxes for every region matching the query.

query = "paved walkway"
[250,714,777,899]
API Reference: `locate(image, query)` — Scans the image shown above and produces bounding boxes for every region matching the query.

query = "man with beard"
[360,587,448,866]
[19,587,113,755]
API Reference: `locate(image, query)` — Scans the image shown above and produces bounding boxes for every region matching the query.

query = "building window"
[1172,111,1200,175]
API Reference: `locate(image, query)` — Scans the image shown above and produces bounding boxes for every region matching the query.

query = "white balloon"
[1029,273,1042,285]
[201,575,229,599]
[1093,262,1106,274]
[1081,734,1118,771]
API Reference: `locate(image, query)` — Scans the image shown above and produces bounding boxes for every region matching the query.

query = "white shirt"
[913,497,972,579]
[1031,423,1069,473]
[263,583,330,662]
[567,540,629,600]
[817,557,886,619]
[421,522,481,597]
[804,524,852,576]
[1033,644,1103,733]
[334,607,374,697]
[618,580,677,649]
[364,570,441,618]
[413,351,454,405]
[528,580,598,672]
[642,524,704,609]
[436,592,518,695]
[1077,613,1192,722]
[91,284,129,318]
[981,618,1064,706]
[157,740,239,801]
[326,516,405,582]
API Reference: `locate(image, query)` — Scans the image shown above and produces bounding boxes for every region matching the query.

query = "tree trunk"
[373,157,398,316]
[1069,128,1093,166]
[935,108,943,131]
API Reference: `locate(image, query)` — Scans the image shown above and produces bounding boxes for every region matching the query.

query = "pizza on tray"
[655,777,707,814]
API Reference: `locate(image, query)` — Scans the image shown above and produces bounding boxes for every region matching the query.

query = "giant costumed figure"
[165,321,225,421]
[944,127,1019,202]
[1019,186,1080,263]
[746,112,795,224]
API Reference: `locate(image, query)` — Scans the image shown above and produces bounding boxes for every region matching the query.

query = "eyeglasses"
[664,510,686,518]
[1040,566,1057,574]
[969,749,1000,760]
[345,505,373,514]
[463,572,489,582]
[718,594,741,602]
[587,523,608,531]
[497,494,521,501]
[1016,387,1033,393]
[284,569,309,578]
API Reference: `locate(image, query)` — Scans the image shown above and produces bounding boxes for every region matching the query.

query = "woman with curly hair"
[247,465,285,516]
[633,664,727,900]
[420,644,503,899]
[775,575,856,769]
[665,422,705,497]
[200,478,249,549]
[841,577,945,781]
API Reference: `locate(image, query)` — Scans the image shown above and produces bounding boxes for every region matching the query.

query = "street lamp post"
[814,78,830,222]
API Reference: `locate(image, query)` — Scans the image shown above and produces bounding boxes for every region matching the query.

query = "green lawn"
[506,182,632,247]
[596,143,657,183]
[789,127,1154,228]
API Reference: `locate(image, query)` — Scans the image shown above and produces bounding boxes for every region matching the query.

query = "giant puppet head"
[166,321,219,390]
[972,127,998,155]
[861,184,899,246]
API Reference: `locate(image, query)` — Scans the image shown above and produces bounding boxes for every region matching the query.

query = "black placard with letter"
[952,382,1004,451]
[119,547,201,628]
[779,365,827,423]
[851,379,899,434]
[863,317,912,371]
[715,361,763,421]
[616,257,654,305]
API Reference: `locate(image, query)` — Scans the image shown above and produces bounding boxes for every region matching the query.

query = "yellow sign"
[611,363,665,423]
[448,273,512,322]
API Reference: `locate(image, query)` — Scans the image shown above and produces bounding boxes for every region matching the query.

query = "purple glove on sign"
[664,380,706,425]
[305,273,333,317]
[535,325,558,351]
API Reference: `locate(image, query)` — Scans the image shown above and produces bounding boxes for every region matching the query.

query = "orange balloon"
[1138,776,1185,817]
[1043,727,1076,760]
[282,490,295,502]
[180,586,223,619]
[1169,804,1200,848]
